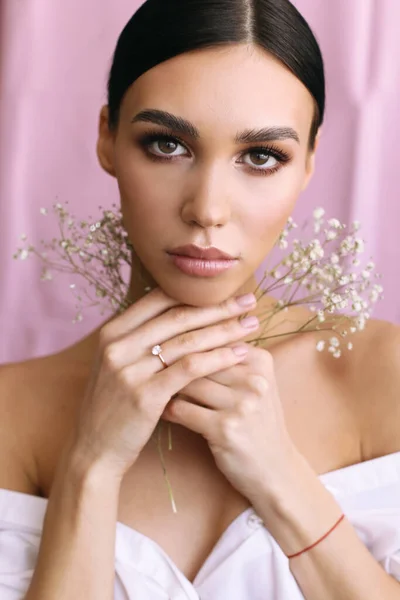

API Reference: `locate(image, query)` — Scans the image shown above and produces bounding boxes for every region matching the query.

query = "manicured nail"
[240,316,259,329]
[236,293,257,307]
[232,344,249,356]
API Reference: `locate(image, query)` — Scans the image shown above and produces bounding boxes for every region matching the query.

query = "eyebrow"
[131,109,300,145]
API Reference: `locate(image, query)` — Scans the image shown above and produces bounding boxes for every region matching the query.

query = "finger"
[144,345,249,407]
[176,378,233,410]
[132,320,256,381]
[100,287,180,342]
[203,351,248,386]
[181,342,250,387]
[162,396,215,437]
[109,296,258,370]
[203,366,247,387]
[206,344,271,381]
[185,346,271,391]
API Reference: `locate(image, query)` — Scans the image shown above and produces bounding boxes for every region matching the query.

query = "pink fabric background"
[0,0,399,364]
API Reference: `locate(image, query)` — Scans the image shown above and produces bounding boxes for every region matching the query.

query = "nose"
[180,164,232,229]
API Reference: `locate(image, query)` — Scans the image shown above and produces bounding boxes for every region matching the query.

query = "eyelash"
[137,128,291,176]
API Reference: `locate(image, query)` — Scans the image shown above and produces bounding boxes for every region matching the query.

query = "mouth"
[167,244,237,260]
[167,245,239,278]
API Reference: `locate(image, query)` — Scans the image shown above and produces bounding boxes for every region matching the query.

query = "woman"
[1,0,400,598]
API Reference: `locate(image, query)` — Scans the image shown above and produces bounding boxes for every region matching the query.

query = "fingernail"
[236,293,257,307]
[240,316,259,329]
[232,344,249,356]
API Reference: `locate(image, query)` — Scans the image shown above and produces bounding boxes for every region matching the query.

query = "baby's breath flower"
[354,239,365,254]
[325,229,338,241]
[330,253,339,265]
[19,249,29,260]
[313,207,325,220]
[328,218,342,229]
[271,269,281,279]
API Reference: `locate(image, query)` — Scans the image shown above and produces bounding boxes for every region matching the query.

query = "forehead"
[123,44,315,144]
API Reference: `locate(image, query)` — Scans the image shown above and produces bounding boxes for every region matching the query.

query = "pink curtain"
[1,0,399,364]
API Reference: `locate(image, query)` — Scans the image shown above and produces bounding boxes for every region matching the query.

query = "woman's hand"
[70,287,260,481]
[161,345,298,503]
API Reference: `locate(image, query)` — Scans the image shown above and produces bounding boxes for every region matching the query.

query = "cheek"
[244,188,299,244]
[115,157,173,225]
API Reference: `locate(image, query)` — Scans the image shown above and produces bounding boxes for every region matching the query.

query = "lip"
[167,244,237,260]
[169,254,239,277]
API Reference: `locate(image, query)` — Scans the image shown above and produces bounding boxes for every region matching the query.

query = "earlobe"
[300,153,316,192]
[96,105,117,177]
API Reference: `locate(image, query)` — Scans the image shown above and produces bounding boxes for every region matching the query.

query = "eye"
[238,145,291,175]
[243,150,279,169]
[140,133,188,158]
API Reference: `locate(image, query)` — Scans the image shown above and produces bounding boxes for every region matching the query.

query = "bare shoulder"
[271,307,400,469]
[341,317,400,459]
[0,353,88,495]
[0,360,43,494]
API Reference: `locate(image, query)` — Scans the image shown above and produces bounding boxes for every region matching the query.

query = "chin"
[154,273,246,308]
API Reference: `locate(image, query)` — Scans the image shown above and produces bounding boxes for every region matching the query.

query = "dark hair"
[107,0,325,152]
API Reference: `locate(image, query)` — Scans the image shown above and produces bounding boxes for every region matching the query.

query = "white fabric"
[1,451,400,599]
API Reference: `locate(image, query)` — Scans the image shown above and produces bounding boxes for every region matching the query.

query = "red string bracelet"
[286,513,345,559]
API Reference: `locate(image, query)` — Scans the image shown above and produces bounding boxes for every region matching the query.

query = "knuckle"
[180,354,200,377]
[170,305,189,325]
[222,296,238,316]
[238,396,259,416]
[220,318,234,333]
[102,342,121,370]
[247,374,270,396]
[176,331,196,350]
[222,346,238,363]
[209,348,232,372]
[219,415,240,442]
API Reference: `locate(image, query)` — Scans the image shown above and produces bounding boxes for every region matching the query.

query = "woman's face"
[97,43,320,307]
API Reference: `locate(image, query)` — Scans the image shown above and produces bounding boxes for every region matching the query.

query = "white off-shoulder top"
[0,451,400,599]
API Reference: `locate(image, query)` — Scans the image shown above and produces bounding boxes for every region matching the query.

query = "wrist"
[58,431,125,493]
[251,450,343,557]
